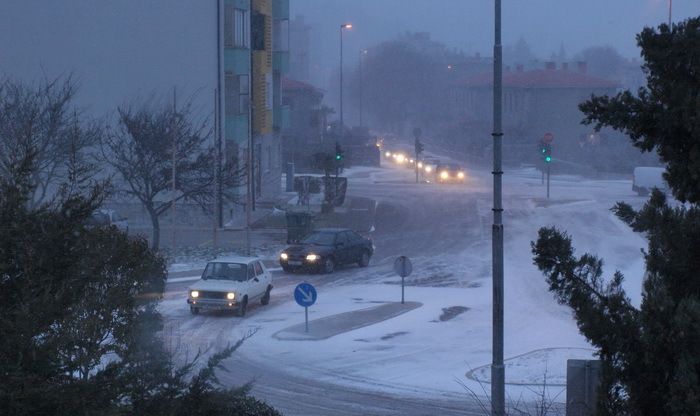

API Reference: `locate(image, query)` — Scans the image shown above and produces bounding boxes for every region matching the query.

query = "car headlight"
[457,171,465,179]
[385,151,391,157]
[440,171,449,179]
[306,254,319,262]
[227,292,235,300]
[190,290,199,298]
[417,162,423,168]
[396,154,405,163]
[409,159,414,163]
[280,252,288,260]
[425,166,432,173]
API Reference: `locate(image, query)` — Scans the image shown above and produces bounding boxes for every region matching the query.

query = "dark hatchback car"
[279,228,374,274]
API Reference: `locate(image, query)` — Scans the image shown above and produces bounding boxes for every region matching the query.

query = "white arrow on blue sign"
[294,282,317,307]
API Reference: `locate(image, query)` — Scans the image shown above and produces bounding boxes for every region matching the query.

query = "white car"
[187,257,273,317]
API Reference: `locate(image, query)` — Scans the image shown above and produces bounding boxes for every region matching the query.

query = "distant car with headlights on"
[435,164,466,183]
[187,257,273,316]
[279,228,374,274]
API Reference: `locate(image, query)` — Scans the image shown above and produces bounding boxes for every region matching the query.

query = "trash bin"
[286,212,314,244]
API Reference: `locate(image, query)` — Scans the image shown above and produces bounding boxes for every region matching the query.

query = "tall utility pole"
[491,0,505,415]
[669,0,672,26]
[246,0,254,255]
[171,87,177,250]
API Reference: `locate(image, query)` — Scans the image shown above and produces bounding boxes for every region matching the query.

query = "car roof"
[208,255,261,264]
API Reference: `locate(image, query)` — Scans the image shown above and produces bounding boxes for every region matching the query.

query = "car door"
[335,232,353,264]
[252,261,267,297]
[345,231,363,262]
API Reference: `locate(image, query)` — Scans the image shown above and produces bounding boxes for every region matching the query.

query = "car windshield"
[302,232,336,246]
[201,262,247,281]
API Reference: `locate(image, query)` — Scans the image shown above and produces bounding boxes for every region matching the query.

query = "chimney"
[545,61,556,70]
[577,61,587,73]
[516,64,524,72]
[561,62,569,71]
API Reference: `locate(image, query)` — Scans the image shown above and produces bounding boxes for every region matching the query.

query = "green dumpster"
[286,212,314,244]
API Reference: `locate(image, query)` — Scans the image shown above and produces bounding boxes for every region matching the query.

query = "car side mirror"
[254,277,259,282]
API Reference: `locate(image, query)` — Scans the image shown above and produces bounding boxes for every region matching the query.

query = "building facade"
[220,0,289,223]
[452,62,619,165]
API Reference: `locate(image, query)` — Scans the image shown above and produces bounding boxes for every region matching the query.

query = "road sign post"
[294,282,317,332]
[393,256,413,304]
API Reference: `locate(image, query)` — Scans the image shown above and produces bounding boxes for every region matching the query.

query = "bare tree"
[103,95,243,250]
[0,76,101,207]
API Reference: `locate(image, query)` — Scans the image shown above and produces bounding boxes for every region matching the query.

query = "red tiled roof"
[282,77,323,93]
[457,69,618,89]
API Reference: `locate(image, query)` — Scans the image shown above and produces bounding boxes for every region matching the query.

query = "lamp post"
[359,48,368,128]
[339,23,352,140]
[491,0,505,415]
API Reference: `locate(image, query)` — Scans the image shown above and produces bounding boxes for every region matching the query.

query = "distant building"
[453,61,619,164]
[219,0,289,222]
[289,15,311,83]
[281,77,326,169]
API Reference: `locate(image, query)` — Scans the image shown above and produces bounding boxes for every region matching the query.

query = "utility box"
[566,359,601,416]
[285,212,313,244]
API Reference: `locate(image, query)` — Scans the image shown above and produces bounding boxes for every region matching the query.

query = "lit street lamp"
[359,48,368,128]
[339,23,352,142]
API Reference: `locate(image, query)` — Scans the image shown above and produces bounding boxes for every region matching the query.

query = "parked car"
[186,256,273,316]
[633,166,668,196]
[279,228,374,274]
[88,209,129,232]
[435,163,466,183]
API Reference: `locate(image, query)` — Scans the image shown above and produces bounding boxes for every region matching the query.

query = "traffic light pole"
[547,162,550,199]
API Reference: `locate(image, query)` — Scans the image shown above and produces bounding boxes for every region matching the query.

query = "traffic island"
[272,301,422,341]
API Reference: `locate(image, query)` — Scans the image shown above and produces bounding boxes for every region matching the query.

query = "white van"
[632,167,668,196]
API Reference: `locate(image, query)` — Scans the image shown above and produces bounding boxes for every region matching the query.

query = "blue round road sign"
[294,282,317,307]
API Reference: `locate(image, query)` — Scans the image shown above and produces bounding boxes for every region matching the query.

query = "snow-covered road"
[160,161,648,415]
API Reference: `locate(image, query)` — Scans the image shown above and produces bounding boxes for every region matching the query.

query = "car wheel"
[358,251,370,267]
[190,306,200,315]
[237,297,248,317]
[261,286,271,305]
[322,257,335,274]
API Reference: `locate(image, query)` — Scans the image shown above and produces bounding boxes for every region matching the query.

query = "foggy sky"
[0,0,696,117]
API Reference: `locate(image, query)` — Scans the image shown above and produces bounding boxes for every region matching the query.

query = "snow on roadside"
[160,165,650,403]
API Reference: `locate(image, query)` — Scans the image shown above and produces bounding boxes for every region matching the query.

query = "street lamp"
[359,48,368,128]
[339,23,352,141]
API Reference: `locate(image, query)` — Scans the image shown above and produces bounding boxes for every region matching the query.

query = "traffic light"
[540,142,552,163]
[335,143,343,161]
[414,138,424,156]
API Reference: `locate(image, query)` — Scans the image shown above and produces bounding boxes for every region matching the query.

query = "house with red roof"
[452,61,619,164]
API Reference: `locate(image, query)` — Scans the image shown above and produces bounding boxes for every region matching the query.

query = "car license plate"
[288,261,302,266]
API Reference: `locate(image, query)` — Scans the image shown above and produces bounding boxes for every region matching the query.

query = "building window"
[238,75,250,115]
[225,73,250,116]
[273,19,289,51]
[225,6,249,48]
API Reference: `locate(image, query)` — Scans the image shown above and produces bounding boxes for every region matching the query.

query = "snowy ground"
[161,160,649,409]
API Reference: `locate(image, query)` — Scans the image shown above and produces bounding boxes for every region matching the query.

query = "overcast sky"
[0,0,696,117]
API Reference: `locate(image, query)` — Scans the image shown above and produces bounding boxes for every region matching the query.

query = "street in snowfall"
[3,0,700,416]
[161,159,648,415]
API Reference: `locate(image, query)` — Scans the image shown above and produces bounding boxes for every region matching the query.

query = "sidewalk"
[273,301,422,341]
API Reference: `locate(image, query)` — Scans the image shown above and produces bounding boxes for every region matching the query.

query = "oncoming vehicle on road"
[187,257,273,317]
[435,163,466,184]
[279,228,374,274]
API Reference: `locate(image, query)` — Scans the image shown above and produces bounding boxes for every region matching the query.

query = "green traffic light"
[336,155,342,160]
[545,156,552,162]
